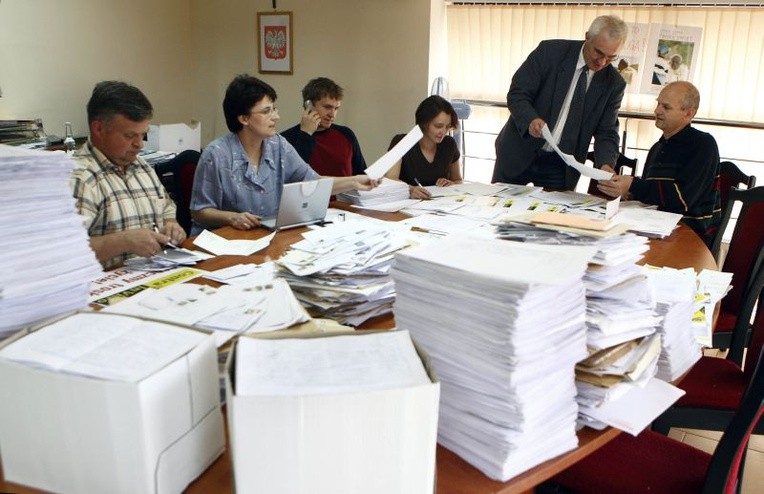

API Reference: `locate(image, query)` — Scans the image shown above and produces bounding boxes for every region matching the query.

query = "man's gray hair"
[666,81,700,111]
[588,15,628,42]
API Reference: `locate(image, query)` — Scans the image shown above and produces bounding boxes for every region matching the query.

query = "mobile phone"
[303,99,314,110]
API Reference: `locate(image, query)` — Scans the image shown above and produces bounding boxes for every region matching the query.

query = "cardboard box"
[147,121,201,153]
[226,330,440,494]
[0,314,225,494]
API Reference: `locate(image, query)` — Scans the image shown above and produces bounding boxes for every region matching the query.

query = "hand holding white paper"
[541,124,613,181]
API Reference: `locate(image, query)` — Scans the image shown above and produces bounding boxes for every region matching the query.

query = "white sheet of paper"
[605,196,621,219]
[580,378,685,436]
[364,125,423,179]
[193,229,275,256]
[541,124,613,181]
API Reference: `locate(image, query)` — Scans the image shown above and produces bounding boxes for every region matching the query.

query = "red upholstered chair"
[542,332,764,494]
[153,150,201,235]
[651,251,764,438]
[711,162,756,261]
[710,186,764,360]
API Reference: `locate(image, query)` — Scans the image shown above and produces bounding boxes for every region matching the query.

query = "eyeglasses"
[591,46,619,63]
[250,106,279,117]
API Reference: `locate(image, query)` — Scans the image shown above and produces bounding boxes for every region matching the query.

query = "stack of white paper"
[643,266,703,381]
[277,222,410,325]
[0,145,102,338]
[336,179,410,207]
[611,203,682,238]
[392,237,596,481]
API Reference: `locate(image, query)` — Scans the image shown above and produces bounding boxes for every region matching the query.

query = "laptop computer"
[260,178,333,231]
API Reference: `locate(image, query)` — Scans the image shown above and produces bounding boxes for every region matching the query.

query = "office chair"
[710,186,764,358]
[585,151,637,196]
[710,161,757,261]
[540,326,764,494]
[153,149,201,235]
[651,249,764,438]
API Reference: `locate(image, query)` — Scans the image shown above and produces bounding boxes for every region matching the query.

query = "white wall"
[0,0,195,140]
[0,0,443,161]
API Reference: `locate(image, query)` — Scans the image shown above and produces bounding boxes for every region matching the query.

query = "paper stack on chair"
[644,266,703,381]
[277,222,409,326]
[0,145,102,338]
[336,178,410,207]
[392,237,596,481]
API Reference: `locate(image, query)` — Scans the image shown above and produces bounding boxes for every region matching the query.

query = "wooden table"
[0,204,717,494]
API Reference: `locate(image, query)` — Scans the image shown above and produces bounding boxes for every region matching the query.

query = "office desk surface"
[0,203,717,494]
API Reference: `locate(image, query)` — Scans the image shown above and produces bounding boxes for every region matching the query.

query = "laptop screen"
[260,178,333,231]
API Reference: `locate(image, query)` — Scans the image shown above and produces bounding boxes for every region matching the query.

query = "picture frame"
[257,11,293,75]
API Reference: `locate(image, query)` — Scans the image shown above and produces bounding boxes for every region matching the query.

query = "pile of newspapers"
[0,145,102,338]
[277,221,409,326]
[392,236,594,481]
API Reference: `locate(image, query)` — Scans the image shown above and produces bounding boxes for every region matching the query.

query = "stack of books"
[0,145,102,338]
[392,236,595,481]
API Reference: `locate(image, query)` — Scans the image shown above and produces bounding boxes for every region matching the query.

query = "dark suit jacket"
[493,39,625,190]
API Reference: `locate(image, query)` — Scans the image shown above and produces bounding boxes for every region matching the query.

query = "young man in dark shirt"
[281,77,366,176]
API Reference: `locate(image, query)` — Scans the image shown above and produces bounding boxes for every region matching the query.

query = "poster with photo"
[639,24,703,94]
[612,23,650,94]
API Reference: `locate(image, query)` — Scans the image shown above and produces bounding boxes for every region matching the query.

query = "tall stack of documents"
[392,237,596,481]
[277,222,409,325]
[644,266,703,381]
[0,145,102,338]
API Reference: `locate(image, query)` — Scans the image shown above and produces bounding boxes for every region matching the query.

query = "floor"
[666,348,763,493]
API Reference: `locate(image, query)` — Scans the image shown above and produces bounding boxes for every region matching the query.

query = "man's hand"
[299,108,320,135]
[229,211,262,230]
[161,220,187,245]
[597,175,633,198]
[600,164,616,174]
[528,118,546,138]
[122,229,167,258]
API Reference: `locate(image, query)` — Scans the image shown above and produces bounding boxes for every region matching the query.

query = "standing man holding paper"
[493,15,628,190]
[71,81,186,268]
[596,81,721,247]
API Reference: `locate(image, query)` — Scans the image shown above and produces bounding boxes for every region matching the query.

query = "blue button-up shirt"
[190,132,319,235]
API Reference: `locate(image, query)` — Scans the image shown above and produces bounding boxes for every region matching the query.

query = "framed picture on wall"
[257,11,293,74]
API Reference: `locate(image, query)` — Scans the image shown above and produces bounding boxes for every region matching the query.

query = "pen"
[414,178,424,187]
[152,223,178,253]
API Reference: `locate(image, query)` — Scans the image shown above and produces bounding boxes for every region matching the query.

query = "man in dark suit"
[493,15,628,190]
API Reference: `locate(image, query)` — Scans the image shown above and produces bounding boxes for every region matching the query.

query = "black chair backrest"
[703,320,764,493]
[719,161,756,214]
[154,150,201,235]
[713,187,764,318]
[585,152,638,195]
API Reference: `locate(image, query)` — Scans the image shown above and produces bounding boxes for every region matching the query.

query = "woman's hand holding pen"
[229,211,262,230]
[410,178,432,200]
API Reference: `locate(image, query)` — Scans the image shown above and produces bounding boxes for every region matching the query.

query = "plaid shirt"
[71,142,176,268]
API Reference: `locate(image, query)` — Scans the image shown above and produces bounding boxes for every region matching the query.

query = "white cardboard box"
[147,121,201,153]
[226,330,440,494]
[0,314,225,494]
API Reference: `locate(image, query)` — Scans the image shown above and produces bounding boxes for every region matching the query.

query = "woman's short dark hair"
[223,74,278,133]
[86,81,153,124]
[415,95,458,131]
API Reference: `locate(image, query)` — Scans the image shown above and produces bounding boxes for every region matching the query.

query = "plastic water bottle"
[63,122,76,154]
